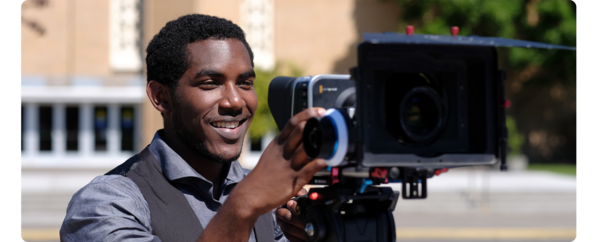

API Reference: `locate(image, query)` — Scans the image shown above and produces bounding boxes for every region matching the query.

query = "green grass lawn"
[527,164,576,176]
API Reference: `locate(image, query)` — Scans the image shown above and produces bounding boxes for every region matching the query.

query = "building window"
[66,106,79,151]
[250,137,262,151]
[21,84,145,168]
[120,106,134,151]
[39,105,52,151]
[22,102,140,166]
[94,106,108,151]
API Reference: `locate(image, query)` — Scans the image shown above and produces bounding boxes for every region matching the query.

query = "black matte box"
[355,42,501,167]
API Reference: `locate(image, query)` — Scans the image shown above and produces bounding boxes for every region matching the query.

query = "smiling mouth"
[210,119,247,129]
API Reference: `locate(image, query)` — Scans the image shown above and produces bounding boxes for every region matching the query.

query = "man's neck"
[158,129,226,187]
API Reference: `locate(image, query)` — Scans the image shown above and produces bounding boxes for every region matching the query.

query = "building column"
[52,103,66,157]
[108,103,120,155]
[24,103,38,157]
[79,103,93,157]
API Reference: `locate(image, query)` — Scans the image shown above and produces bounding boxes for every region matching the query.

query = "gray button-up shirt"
[60,131,289,242]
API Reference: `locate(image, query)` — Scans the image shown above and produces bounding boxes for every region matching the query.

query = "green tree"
[506,115,525,157]
[395,0,575,84]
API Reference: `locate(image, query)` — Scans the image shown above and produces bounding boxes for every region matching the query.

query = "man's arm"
[196,108,328,242]
[60,175,160,242]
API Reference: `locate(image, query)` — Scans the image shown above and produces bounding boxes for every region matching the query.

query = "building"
[21,0,400,170]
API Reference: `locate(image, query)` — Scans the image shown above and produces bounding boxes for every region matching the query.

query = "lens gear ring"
[322,109,348,166]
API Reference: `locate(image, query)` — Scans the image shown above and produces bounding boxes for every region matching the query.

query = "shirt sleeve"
[59,175,162,242]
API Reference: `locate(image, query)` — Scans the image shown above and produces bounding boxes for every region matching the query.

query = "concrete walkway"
[385,169,576,214]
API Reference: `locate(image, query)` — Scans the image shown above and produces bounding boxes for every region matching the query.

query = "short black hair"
[146,14,254,91]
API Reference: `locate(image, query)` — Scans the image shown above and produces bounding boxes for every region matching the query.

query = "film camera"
[268,31,575,242]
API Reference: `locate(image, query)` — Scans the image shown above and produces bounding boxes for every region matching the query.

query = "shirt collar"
[147,130,246,185]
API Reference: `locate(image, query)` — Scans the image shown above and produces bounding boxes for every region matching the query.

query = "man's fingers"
[283,121,307,160]
[290,144,310,170]
[276,206,293,221]
[287,200,298,217]
[277,205,303,225]
[296,188,308,197]
[275,208,305,241]
[299,158,328,184]
[276,216,306,241]
[277,108,325,144]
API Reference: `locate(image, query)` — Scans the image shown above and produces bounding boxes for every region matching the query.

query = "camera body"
[268,74,355,130]
[269,36,507,170]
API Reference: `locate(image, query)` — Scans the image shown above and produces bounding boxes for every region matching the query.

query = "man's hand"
[276,188,308,242]
[231,107,328,216]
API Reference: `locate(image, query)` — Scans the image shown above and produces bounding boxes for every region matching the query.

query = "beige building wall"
[22,0,71,78]
[73,0,111,76]
[194,0,240,25]
[275,0,400,75]
[22,0,111,79]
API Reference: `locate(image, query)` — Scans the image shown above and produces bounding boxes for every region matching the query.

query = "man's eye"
[239,80,254,87]
[200,81,218,87]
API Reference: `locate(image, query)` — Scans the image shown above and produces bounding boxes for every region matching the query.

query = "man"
[60,14,327,242]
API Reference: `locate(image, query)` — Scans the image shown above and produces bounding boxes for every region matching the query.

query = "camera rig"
[269,28,575,242]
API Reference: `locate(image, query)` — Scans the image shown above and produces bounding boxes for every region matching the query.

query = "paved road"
[22,168,576,242]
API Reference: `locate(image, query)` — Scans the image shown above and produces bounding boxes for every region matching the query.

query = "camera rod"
[498,70,508,172]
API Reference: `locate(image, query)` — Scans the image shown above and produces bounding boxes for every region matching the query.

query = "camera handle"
[295,186,399,242]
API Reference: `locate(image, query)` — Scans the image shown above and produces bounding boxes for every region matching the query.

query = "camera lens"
[302,109,351,166]
[303,117,337,159]
[399,86,444,143]
[307,126,321,151]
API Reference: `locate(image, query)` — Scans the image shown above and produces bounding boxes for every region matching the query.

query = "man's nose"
[219,83,245,112]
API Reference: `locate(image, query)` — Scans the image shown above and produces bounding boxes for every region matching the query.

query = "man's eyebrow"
[193,69,255,79]
[238,69,256,79]
[194,69,224,79]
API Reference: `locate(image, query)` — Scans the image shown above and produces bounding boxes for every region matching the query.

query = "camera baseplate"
[400,168,429,199]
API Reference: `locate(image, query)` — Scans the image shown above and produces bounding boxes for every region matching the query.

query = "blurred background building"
[21,0,401,170]
[21,0,576,241]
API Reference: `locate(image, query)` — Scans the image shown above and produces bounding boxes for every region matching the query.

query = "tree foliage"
[506,115,525,157]
[394,0,576,163]
[395,0,575,84]
[248,63,304,142]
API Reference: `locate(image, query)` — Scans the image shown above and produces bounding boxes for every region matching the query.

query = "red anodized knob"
[451,26,459,36]
[406,25,414,36]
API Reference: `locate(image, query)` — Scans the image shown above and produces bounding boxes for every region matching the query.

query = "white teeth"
[212,121,240,129]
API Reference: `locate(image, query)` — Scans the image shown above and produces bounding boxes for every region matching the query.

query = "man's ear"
[147,80,173,114]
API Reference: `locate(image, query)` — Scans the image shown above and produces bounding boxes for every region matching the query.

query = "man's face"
[171,38,257,163]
